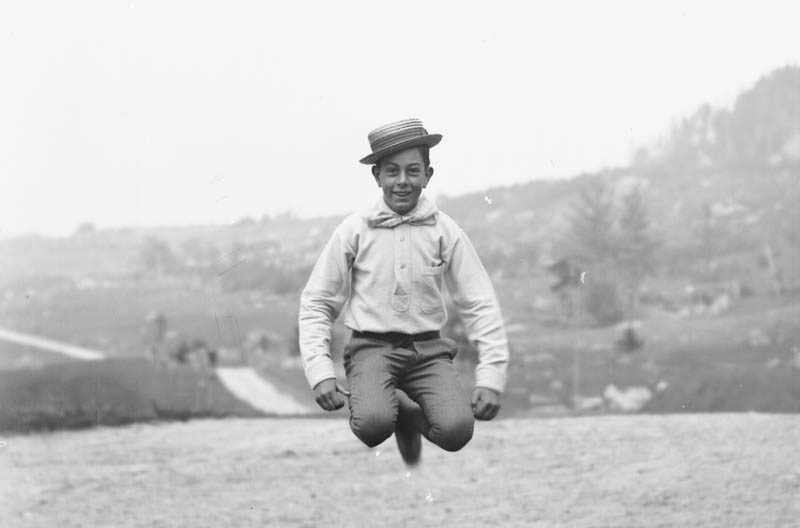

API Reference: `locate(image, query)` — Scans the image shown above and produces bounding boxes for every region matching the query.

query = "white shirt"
[298,196,510,394]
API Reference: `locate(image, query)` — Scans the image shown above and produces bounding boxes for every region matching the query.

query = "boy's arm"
[298,227,355,393]
[443,229,510,396]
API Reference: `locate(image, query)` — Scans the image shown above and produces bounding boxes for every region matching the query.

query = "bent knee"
[428,414,474,452]
[350,412,395,448]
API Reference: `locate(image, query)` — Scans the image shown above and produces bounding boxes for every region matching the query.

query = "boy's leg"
[394,389,423,465]
[343,336,411,448]
[399,338,475,452]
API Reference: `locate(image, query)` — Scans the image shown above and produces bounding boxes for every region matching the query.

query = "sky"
[1,1,799,238]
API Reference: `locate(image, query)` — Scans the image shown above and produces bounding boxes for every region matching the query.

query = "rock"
[574,396,605,412]
[708,294,732,316]
[603,384,653,413]
[747,329,771,347]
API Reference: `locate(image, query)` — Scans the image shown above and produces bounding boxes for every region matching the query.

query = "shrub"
[583,279,625,326]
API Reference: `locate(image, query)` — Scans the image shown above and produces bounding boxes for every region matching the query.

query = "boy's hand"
[313,378,350,411]
[472,387,501,420]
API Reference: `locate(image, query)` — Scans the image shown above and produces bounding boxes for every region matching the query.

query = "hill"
[2,66,798,298]
[436,65,800,290]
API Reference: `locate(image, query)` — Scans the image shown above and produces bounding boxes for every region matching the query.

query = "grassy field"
[0,358,262,433]
[494,292,800,415]
[2,414,797,527]
[0,282,301,357]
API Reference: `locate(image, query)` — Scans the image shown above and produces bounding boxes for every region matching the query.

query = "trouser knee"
[350,411,395,448]
[428,415,475,452]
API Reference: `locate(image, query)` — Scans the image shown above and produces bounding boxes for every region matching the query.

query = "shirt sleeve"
[298,225,355,390]
[442,229,510,394]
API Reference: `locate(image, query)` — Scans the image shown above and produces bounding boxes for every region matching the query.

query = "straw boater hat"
[359,118,442,165]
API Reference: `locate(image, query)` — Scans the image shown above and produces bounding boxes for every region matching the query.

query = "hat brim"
[359,134,442,165]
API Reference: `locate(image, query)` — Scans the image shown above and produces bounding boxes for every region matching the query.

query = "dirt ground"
[1,414,798,527]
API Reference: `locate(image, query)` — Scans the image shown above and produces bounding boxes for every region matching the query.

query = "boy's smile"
[372,148,434,215]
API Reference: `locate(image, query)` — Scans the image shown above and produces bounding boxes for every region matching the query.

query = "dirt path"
[0,327,105,361]
[215,367,311,415]
[1,414,798,527]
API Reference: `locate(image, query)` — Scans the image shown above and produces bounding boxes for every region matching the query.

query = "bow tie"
[366,195,438,228]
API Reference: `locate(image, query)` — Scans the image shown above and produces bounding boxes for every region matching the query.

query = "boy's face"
[372,147,434,215]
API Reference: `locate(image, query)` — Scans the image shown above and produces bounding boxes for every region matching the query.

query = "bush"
[584,279,625,326]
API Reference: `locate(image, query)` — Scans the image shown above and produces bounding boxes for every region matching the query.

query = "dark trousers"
[343,331,474,452]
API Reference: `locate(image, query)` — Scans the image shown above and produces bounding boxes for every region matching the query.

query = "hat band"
[369,128,428,152]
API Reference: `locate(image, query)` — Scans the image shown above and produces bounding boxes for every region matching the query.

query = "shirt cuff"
[474,364,507,395]
[305,359,338,391]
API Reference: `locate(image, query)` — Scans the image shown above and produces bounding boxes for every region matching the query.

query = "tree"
[143,311,168,360]
[73,222,96,236]
[559,178,660,325]
[559,178,621,326]
[651,66,800,167]
[139,237,179,277]
[565,178,616,267]
[615,185,660,317]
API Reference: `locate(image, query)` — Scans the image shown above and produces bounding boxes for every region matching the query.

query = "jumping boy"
[298,118,510,466]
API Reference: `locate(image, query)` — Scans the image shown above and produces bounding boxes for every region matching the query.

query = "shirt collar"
[366,194,438,228]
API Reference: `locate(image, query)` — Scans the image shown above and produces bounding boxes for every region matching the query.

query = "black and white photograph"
[1,1,798,526]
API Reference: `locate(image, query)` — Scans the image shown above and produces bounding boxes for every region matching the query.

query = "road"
[0,327,105,361]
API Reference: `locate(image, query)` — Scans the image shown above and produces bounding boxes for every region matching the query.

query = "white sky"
[1,1,798,238]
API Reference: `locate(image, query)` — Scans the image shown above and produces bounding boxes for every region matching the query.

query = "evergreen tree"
[560,178,660,325]
[559,178,622,325]
[566,178,616,267]
[615,185,660,317]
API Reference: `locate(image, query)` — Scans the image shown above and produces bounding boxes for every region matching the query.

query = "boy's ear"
[423,166,434,188]
[371,165,381,186]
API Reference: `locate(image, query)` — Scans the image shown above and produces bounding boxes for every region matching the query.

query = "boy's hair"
[373,146,431,170]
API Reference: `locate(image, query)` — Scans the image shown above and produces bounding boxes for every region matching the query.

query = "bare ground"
[1,414,798,527]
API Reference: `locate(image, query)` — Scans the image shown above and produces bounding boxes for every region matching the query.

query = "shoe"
[395,392,422,467]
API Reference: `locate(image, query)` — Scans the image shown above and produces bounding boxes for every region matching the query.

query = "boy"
[298,118,510,466]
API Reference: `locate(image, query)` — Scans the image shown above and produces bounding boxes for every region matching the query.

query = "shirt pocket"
[417,265,445,314]
[391,281,410,313]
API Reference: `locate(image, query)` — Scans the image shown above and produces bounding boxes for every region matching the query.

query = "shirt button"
[400,237,405,242]
[400,264,406,270]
